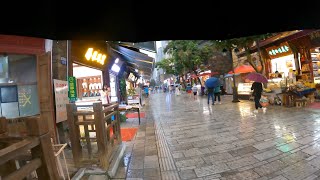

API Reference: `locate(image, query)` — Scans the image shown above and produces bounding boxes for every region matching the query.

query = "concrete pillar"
[52,40,72,144]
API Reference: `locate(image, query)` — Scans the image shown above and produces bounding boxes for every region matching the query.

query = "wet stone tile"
[202,152,234,164]
[194,163,230,177]
[227,156,259,170]
[228,146,259,157]
[175,157,205,168]
[253,149,282,161]
[179,169,197,179]
[221,170,260,180]
[302,144,320,155]
[127,169,144,178]
[144,168,160,178]
[276,142,301,153]
[253,160,287,176]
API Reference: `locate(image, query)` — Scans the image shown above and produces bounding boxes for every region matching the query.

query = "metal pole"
[66,40,69,80]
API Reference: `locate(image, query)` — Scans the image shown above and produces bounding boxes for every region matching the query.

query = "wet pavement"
[113,93,320,180]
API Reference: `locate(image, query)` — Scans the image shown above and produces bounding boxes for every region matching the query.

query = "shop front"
[0,35,45,118]
[71,41,112,105]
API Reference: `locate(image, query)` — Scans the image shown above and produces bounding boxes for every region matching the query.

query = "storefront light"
[85,48,94,60]
[111,64,120,72]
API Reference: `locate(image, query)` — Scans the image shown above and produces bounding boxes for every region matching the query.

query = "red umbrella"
[246,72,268,83]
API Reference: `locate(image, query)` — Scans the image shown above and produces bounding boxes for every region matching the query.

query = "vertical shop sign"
[68,76,77,101]
[53,79,69,123]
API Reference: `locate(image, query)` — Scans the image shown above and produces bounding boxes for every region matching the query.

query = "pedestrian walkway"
[112,93,320,179]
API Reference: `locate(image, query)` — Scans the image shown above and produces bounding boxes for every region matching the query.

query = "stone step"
[107,143,126,177]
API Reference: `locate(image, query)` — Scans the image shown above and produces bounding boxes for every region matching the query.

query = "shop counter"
[292,88,316,97]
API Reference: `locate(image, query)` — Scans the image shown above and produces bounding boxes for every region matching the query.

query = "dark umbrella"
[246,72,268,83]
[205,77,220,88]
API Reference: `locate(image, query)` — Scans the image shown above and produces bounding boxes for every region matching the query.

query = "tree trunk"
[193,70,202,86]
[256,41,265,74]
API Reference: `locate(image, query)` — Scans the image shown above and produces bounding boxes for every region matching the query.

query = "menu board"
[18,85,40,116]
[53,79,69,123]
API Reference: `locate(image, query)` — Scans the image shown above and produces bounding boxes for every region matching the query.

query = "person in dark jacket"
[251,82,263,113]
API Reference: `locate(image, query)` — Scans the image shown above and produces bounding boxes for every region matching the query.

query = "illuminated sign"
[266,42,293,59]
[85,48,106,65]
[268,45,290,56]
[68,76,77,101]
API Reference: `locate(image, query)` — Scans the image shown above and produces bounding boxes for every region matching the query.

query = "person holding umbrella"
[205,77,219,105]
[247,72,268,113]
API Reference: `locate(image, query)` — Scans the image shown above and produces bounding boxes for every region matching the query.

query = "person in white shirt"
[192,84,198,100]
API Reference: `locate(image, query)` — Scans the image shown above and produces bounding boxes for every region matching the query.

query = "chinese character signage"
[265,42,293,59]
[85,48,106,65]
[68,76,77,102]
[53,79,69,123]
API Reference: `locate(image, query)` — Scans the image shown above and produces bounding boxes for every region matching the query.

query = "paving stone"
[227,156,259,170]
[175,157,205,168]
[179,169,197,179]
[220,169,260,180]
[228,146,258,157]
[127,169,144,178]
[253,160,287,176]
[144,168,160,178]
[194,163,230,177]
[253,149,282,161]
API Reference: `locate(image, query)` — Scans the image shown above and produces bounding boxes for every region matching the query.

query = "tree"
[210,39,241,102]
[236,34,273,74]
[162,40,215,86]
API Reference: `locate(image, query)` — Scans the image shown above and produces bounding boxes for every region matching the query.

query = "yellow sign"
[85,48,106,65]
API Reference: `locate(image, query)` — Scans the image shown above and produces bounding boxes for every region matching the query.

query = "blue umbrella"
[205,77,219,88]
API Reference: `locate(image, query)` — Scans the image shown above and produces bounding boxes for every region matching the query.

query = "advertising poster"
[53,79,69,123]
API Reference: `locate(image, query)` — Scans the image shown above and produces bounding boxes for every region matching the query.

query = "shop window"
[0,54,39,118]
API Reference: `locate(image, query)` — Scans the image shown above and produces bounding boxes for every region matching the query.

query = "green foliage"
[120,113,127,122]
[119,78,127,101]
[159,40,215,77]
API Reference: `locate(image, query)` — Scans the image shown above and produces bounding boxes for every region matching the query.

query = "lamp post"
[223,48,240,103]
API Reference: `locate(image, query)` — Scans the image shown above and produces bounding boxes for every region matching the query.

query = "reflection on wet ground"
[114,93,320,180]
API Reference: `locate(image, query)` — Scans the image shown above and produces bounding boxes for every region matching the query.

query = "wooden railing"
[67,102,122,170]
[0,116,60,180]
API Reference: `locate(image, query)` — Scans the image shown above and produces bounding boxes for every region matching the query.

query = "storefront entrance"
[73,63,103,103]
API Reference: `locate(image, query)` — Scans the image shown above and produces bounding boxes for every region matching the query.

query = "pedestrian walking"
[214,85,221,104]
[186,84,192,98]
[175,85,181,96]
[207,87,215,105]
[251,81,265,113]
[192,84,198,100]
[144,86,149,98]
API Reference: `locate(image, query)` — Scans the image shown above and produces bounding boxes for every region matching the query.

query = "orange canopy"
[228,65,262,74]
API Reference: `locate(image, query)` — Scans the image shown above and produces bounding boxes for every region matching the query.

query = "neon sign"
[268,45,290,56]
[85,48,106,65]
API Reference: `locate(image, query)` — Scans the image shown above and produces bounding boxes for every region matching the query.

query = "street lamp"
[223,48,240,103]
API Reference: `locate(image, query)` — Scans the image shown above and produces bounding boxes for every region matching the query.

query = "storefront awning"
[110,44,154,76]
[237,30,316,57]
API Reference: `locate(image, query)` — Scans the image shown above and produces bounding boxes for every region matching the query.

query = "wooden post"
[31,133,60,180]
[27,117,60,180]
[66,104,82,167]
[83,115,92,159]
[115,106,122,143]
[93,102,108,170]
[0,117,7,134]
[25,116,48,136]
